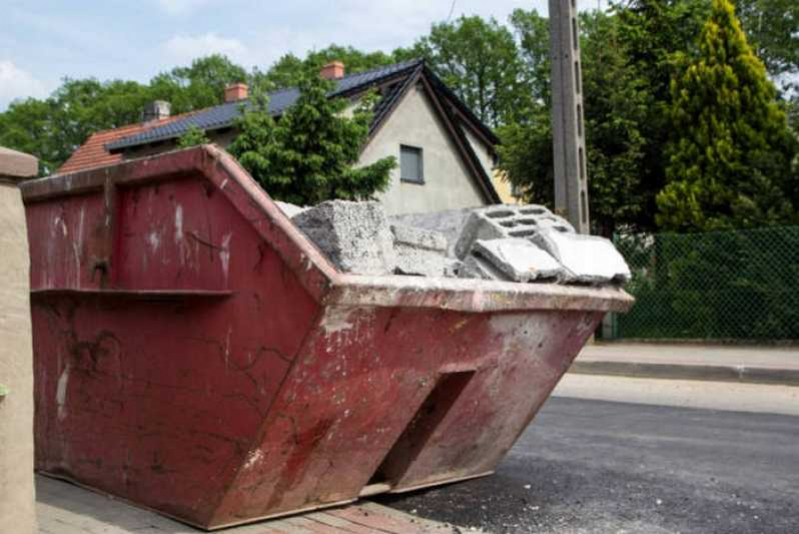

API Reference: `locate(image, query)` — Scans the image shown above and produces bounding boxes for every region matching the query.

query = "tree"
[613,0,712,231]
[149,54,249,113]
[228,74,396,205]
[657,0,798,231]
[498,10,651,237]
[404,16,528,127]
[734,0,799,84]
[177,125,210,148]
[263,45,396,89]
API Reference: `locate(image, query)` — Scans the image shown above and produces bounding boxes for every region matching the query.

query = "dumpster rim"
[20,146,634,314]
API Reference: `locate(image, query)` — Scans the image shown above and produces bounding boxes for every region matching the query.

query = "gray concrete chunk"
[391,224,454,277]
[532,230,631,284]
[472,238,565,282]
[292,200,396,275]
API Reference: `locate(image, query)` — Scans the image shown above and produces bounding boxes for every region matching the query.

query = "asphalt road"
[379,397,799,534]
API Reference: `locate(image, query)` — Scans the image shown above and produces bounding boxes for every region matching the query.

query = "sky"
[0,0,606,111]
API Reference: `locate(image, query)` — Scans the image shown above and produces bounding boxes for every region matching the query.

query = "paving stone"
[292,200,397,276]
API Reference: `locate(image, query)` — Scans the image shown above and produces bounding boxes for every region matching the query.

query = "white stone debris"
[289,200,630,287]
[532,230,631,284]
[471,238,566,282]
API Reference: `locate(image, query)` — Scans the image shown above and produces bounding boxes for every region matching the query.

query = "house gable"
[359,80,492,215]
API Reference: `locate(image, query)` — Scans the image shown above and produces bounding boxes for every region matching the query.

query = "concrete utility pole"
[549,0,590,234]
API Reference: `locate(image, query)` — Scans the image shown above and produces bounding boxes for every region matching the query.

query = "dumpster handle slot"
[366,369,476,488]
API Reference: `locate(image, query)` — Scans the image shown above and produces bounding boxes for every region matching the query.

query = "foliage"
[150,54,249,114]
[614,226,799,340]
[658,0,798,231]
[402,16,527,127]
[498,10,652,237]
[0,54,248,175]
[734,0,799,84]
[177,125,210,148]
[264,45,395,88]
[228,74,395,205]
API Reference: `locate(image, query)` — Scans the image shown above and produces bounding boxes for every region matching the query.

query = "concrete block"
[471,238,565,282]
[391,224,454,278]
[292,200,396,276]
[453,204,574,260]
[532,230,631,284]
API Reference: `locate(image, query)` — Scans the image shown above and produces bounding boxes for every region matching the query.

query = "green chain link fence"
[606,226,799,342]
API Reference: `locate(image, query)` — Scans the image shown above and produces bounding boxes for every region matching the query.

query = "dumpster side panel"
[212,305,601,526]
[30,173,320,527]
[388,309,603,490]
[26,194,108,291]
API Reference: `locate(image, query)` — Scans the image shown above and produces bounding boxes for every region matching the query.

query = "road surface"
[381,395,799,533]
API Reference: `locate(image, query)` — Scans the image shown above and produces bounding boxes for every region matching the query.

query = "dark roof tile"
[107,60,423,151]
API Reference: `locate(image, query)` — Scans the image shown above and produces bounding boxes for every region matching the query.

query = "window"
[400,145,424,184]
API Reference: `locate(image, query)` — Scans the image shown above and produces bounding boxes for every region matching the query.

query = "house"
[60,59,502,215]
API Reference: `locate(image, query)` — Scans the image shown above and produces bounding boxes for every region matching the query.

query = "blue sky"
[1,0,610,111]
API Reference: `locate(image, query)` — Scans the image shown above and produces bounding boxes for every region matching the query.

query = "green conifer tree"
[657,0,798,231]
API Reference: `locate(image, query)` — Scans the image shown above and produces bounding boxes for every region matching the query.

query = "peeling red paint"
[22,146,633,530]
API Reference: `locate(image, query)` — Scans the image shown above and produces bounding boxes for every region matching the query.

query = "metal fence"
[606,226,799,342]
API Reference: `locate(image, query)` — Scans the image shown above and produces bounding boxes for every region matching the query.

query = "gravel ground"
[378,397,799,534]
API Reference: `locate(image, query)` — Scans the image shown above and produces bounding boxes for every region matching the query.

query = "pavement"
[36,475,466,533]
[572,342,799,386]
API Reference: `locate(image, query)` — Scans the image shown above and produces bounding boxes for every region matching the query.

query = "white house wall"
[358,84,489,215]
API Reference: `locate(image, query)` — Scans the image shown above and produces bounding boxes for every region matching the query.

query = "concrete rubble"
[288,200,630,285]
[292,200,397,276]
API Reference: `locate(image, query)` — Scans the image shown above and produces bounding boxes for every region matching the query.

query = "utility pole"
[549,0,590,234]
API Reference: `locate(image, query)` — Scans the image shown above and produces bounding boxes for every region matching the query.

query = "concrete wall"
[359,84,490,215]
[0,148,37,534]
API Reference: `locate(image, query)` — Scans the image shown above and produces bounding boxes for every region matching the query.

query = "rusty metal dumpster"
[22,145,633,530]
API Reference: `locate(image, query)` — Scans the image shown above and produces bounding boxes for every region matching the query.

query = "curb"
[570,361,799,387]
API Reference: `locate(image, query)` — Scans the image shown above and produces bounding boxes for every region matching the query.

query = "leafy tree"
[657,0,798,231]
[263,45,395,88]
[228,74,395,205]
[404,16,527,127]
[509,8,552,106]
[149,54,249,113]
[498,10,651,237]
[734,0,799,83]
[613,0,712,231]
[177,125,210,148]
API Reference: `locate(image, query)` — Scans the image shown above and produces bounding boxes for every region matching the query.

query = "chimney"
[142,100,171,122]
[320,61,345,80]
[225,83,248,103]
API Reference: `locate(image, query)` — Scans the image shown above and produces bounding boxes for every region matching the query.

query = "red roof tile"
[57,113,191,175]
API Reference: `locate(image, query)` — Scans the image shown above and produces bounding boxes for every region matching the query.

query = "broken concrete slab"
[458,254,507,281]
[453,205,574,260]
[292,200,397,276]
[471,238,566,282]
[391,224,454,278]
[532,230,631,284]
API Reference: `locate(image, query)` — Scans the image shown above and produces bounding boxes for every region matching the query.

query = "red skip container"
[22,146,632,529]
